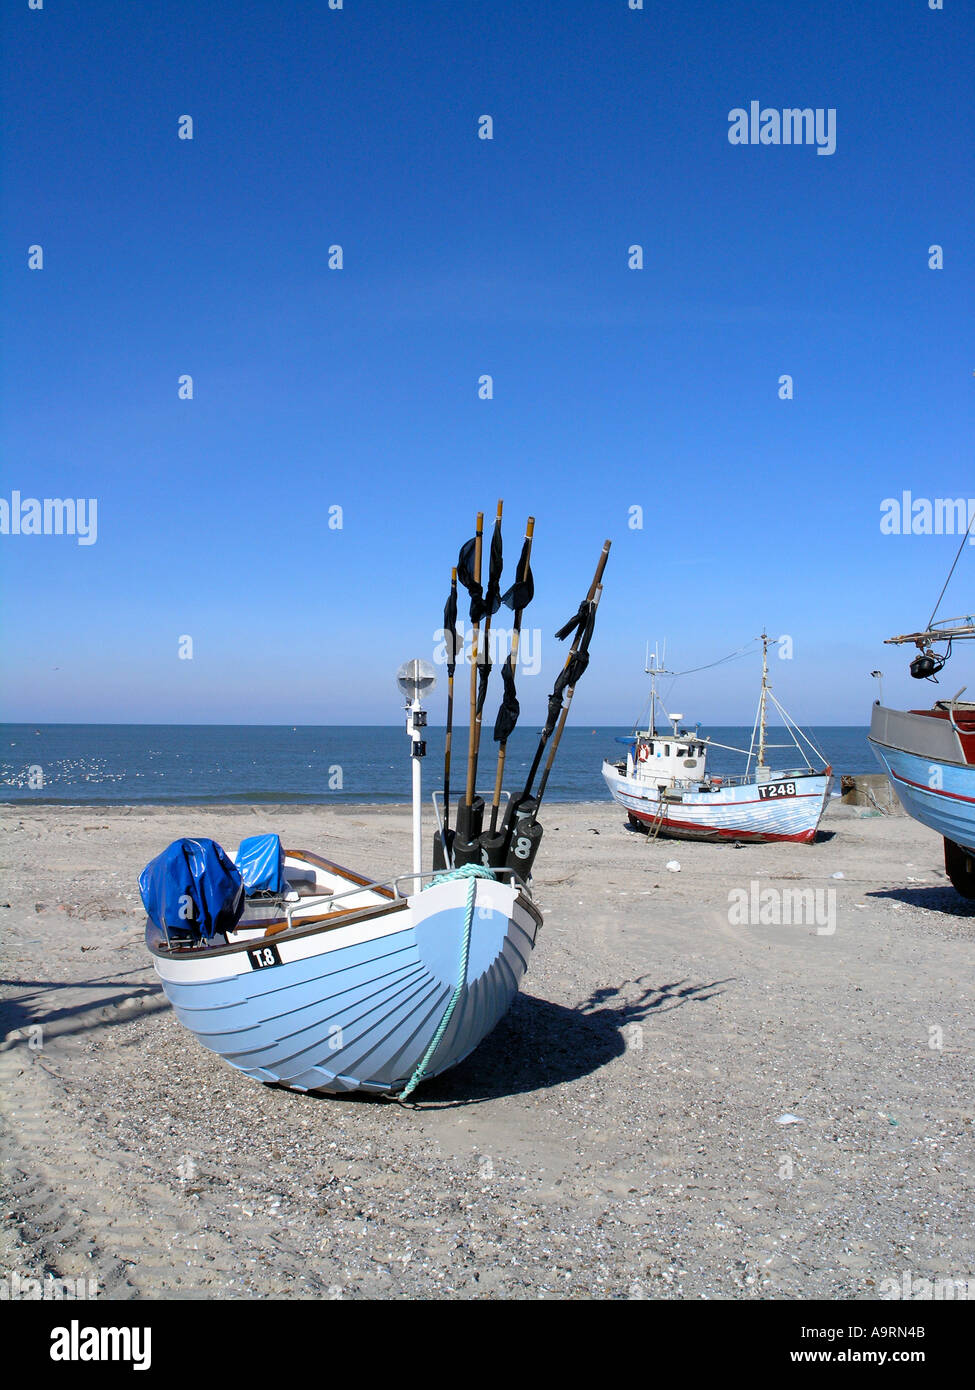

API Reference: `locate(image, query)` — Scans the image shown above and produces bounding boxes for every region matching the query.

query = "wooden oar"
[471,499,503,781]
[434,567,459,869]
[464,513,484,808]
[535,582,604,805]
[488,516,534,835]
[515,540,610,811]
[452,513,485,865]
[500,539,611,870]
[443,568,458,829]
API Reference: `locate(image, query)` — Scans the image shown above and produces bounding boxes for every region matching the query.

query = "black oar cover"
[443,586,459,675]
[501,539,534,612]
[475,653,493,717]
[494,659,520,742]
[542,598,596,730]
[458,535,502,624]
[484,519,503,614]
[555,598,596,647]
[457,538,486,624]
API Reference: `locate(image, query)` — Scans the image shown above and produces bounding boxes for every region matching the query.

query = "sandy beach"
[1,798,973,1301]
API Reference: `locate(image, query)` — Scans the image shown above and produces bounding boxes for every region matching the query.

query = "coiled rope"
[395,863,495,1101]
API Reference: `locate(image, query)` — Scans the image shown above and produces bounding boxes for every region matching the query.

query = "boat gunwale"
[867,733,973,774]
[602,758,830,791]
[146,866,542,964]
[284,847,397,899]
[867,731,973,775]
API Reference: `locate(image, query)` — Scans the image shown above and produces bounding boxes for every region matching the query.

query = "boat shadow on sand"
[1,971,732,1106]
[866,885,975,918]
[0,970,167,1047]
[321,973,732,1108]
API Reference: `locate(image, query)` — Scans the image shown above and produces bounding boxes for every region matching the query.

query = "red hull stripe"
[891,770,975,805]
[627,808,816,844]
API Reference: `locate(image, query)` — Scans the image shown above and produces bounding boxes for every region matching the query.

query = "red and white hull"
[602,761,832,844]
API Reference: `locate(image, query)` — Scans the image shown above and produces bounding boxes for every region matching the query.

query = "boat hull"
[149,875,541,1095]
[868,704,975,856]
[602,761,832,843]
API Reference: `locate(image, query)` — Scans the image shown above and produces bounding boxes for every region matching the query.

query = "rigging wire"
[634,635,826,772]
[660,638,764,718]
[632,636,796,740]
[926,511,975,632]
[669,638,762,678]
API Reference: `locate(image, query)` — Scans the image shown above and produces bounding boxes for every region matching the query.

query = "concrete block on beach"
[839,773,903,814]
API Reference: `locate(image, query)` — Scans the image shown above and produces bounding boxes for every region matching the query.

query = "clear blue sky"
[2,0,972,726]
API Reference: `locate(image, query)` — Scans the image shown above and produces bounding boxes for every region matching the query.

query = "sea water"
[0,724,875,805]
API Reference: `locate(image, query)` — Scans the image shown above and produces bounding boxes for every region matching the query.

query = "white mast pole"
[757,633,770,769]
[645,641,650,734]
[645,650,653,739]
[645,642,664,737]
[397,658,435,885]
[409,692,423,879]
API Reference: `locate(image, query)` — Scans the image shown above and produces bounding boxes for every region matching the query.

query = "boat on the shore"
[869,614,975,899]
[602,636,832,844]
[145,836,541,1095]
[141,508,610,1096]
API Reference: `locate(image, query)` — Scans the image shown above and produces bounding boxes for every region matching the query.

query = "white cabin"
[624,715,711,789]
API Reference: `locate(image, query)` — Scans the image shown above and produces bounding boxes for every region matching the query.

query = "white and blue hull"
[602,762,832,843]
[869,744,975,853]
[150,871,541,1095]
[869,705,975,856]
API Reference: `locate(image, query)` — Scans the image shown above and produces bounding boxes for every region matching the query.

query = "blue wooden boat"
[147,847,541,1095]
[140,510,611,1095]
[868,614,975,899]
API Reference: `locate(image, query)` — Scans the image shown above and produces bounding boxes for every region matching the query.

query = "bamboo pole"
[500,539,611,861]
[463,513,484,807]
[535,582,603,806]
[517,539,611,806]
[471,499,503,781]
[442,567,458,836]
[488,516,534,834]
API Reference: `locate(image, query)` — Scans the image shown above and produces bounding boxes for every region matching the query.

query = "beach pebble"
[665,861,681,872]
[3,798,970,1303]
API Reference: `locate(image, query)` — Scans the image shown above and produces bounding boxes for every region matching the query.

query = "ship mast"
[644,641,672,738]
[757,632,770,768]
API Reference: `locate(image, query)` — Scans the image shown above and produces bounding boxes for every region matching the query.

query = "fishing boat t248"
[603,636,832,844]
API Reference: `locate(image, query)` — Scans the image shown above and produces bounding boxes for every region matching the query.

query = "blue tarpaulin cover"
[237,833,287,896]
[139,838,244,939]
